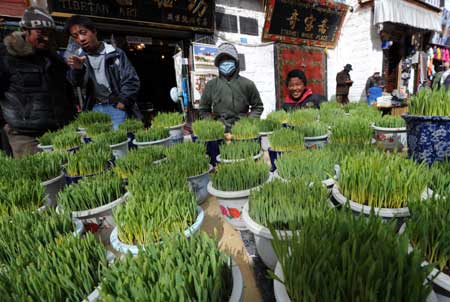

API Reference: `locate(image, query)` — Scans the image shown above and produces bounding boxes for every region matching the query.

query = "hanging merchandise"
[434,46,438,59]
[437,47,442,60]
[444,49,450,62]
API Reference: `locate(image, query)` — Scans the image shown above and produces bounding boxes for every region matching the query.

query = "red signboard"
[275,44,326,108]
[0,0,27,18]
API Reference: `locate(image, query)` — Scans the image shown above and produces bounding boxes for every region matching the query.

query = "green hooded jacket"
[199,73,264,131]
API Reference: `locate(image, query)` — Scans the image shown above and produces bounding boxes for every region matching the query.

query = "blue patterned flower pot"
[402,114,450,165]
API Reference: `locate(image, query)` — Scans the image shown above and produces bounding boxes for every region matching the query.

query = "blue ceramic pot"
[402,114,450,165]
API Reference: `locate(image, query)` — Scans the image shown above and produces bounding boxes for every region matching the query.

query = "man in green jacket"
[200,43,264,132]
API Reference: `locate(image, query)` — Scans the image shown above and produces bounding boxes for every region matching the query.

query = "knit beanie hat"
[214,43,239,67]
[19,7,55,29]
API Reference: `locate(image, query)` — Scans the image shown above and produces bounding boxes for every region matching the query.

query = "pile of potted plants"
[286,109,319,128]
[331,116,373,145]
[333,151,431,219]
[133,127,171,148]
[64,142,112,184]
[99,232,242,301]
[113,146,166,179]
[231,118,260,141]
[272,211,433,301]
[151,112,185,143]
[1,233,107,301]
[372,115,407,152]
[192,119,225,165]
[268,128,304,171]
[111,190,202,255]
[94,130,130,159]
[208,159,270,230]
[243,179,330,269]
[295,121,330,149]
[218,141,262,163]
[403,88,450,164]
[52,131,82,152]
[58,171,126,221]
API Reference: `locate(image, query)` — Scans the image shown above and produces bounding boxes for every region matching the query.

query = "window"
[216,13,238,33]
[239,16,258,36]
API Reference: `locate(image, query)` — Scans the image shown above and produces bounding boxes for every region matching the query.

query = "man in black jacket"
[66,15,141,129]
[0,7,76,158]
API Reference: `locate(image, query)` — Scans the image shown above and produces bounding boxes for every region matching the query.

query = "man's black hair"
[286,69,307,87]
[64,15,97,35]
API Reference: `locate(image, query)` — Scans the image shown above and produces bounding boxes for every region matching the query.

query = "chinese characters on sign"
[263,0,348,48]
[49,0,214,32]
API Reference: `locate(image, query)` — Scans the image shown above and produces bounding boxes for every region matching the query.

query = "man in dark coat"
[0,7,76,157]
[282,69,325,111]
[336,64,353,104]
[200,43,264,132]
[66,15,141,129]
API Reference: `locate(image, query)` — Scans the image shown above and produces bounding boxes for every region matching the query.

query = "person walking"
[200,43,264,132]
[0,7,76,158]
[66,15,141,129]
[336,64,353,104]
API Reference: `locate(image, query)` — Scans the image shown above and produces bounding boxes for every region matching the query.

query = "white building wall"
[327,0,383,102]
[214,2,276,118]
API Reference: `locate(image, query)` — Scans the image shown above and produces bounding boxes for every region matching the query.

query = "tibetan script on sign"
[263,0,348,48]
[48,0,214,32]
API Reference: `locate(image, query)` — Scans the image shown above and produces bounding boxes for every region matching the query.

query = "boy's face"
[24,28,53,49]
[69,25,99,52]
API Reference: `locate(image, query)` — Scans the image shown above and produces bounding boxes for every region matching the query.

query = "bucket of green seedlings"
[83,122,112,143]
[133,127,171,148]
[2,232,107,302]
[165,142,213,204]
[217,140,263,164]
[208,159,270,230]
[266,110,289,127]
[192,119,226,166]
[114,145,167,180]
[333,151,431,219]
[256,119,281,151]
[75,111,112,131]
[402,88,450,165]
[271,211,435,302]
[58,171,126,222]
[37,130,59,152]
[275,149,336,188]
[20,152,67,207]
[110,191,204,255]
[98,232,243,302]
[243,179,331,269]
[118,118,144,148]
[268,128,304,172]
[286,109,319,128]
[295,122,330,149]
[64,142,112,185]
[0,178,47,215]
[52,130,82,153]
[152,112,185,144]
[231,118,261,143]
[406,181,450,299]
[372,115,407,152]
[331,115,373,145]
[94,130,130,159]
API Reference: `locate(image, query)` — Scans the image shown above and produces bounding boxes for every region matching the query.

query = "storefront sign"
[48,0,214,32]
[263,0,348,48]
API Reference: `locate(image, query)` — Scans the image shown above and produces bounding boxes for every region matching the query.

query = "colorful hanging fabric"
[437,47,442,60]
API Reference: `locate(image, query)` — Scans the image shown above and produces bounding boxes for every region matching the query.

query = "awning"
[374,0,441,32]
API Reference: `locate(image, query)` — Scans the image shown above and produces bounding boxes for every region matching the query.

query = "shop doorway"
[126,42,180,114]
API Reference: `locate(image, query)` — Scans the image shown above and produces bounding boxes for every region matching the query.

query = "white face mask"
[219,60,236,76]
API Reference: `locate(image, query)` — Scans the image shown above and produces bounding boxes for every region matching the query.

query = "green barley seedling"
[100,232,232,301]
[37,130,59,146]
[338,151,431,208]
[192,119,225,141]
[295,121,329,138]
[118,118,144,133]
[331,116,372,145]
[52,131,81,151]
[114,146,166,179]
[287,109,319,127]
[19,151,66,181]
[409,87,450,116]
[75,111,112,128]
[249,179,330,230]
[374,115,406,128]
[269,128,304,152]
[94,130,128,146]
[164,141,206,160]
[134,127,170,142]
[255,118,281,132]
[212,160,269,191]
[220,141,261,161]
[66,142,111,177]
[58,171,125,212]
[266,110,289,124]
[270,211,432,302]
[85,122,112,138]
[231,118,260,140]
[151,112,184,128]
[0,178,46,215]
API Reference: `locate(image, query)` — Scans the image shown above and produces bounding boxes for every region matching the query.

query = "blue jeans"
[92,104,126,130]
